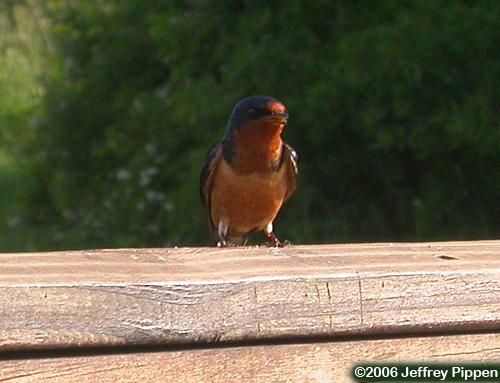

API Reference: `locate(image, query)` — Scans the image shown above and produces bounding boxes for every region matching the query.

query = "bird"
[200,96,298,247]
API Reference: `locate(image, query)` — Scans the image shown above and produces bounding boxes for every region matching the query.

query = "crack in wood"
[356,272,364,331]
[0,370,46,382]
[431,346,500,358]
[437,255,459,260]
[253,286,261,337]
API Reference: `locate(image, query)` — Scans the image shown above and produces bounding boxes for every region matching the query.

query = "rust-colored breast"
[210,159,289,238]
[231,120,284,174]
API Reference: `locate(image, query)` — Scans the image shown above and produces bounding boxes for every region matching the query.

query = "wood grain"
[1,241,499,350]
[1,333,498,382]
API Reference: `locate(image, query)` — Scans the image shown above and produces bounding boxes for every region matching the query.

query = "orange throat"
[231,122,284,173]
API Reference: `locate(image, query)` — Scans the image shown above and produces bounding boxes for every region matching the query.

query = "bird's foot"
[262,240,293,248]
[216,240,238,247]
[262,231,291,247]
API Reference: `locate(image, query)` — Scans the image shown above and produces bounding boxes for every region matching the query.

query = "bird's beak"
[265,113,289,126]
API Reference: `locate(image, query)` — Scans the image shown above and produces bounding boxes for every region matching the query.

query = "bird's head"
[222,96,289,171]
[226,96,289,136]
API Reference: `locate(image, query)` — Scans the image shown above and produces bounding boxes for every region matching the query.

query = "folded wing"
[282,143,298,202]
[199,141,223,239]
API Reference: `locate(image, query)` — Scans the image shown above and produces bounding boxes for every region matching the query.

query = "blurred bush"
[5,0,500,249]
[0,0,60,250]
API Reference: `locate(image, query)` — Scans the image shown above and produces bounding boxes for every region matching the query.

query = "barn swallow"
[200,96,298,247]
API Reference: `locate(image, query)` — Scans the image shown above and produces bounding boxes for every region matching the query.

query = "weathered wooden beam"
[1,333,498,382]
[1,241,499,351]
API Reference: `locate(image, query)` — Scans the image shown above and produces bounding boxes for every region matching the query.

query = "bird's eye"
[248,108,256,114]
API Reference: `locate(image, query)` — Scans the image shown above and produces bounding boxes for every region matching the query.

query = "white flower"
[162,201,175,212]
[116,169,131,181]
[145,143,156,155]
[6,217,21,228]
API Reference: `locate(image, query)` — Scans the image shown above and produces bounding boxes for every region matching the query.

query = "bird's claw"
[216,240,238,247]
[261,239,292,248]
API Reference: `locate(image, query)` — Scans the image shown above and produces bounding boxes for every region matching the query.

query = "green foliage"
[0,0,60,251]
[3,0,500,249]
[0,0,53,150]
